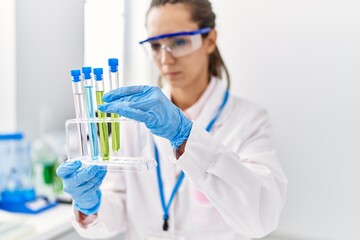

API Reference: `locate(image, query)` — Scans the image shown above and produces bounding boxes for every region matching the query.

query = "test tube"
[70,70,88,157]
[108,58,121,152]
[82,67,99,160]
[94,68,110,160]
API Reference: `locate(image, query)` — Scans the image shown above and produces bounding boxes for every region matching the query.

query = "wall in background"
[84,0,124,85]
[84,0,155,88]
[16,0,85,140]
[122,0,157,86]
[211,0,360,239]
[0,0,16,132]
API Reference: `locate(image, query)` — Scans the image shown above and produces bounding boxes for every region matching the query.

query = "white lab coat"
[73,79,288,240]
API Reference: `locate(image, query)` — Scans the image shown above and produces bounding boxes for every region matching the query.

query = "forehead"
[146,3,198,37]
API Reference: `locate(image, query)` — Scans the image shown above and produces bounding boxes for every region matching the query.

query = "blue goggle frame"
[139,27,211,45]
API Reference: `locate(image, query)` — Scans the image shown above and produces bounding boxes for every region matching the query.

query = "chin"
[168,78,187,88]
[165,75,183,85]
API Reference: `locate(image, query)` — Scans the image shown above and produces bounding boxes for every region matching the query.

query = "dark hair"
[147,0,231,89]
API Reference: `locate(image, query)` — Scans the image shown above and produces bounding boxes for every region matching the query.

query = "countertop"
[0,203,74,240]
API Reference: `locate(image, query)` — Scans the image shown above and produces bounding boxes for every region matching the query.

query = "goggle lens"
[143,34,202,59]
[139,28,211,60]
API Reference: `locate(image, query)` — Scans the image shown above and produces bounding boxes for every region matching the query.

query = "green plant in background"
[32,132,67,198]
[42,163,63,194]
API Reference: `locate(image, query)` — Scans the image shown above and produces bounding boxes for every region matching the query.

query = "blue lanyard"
[154,90,229,231]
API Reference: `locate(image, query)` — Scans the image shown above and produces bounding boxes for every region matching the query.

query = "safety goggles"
[139,27,211,60]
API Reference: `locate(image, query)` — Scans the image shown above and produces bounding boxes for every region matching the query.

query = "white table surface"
[0,203,74,240]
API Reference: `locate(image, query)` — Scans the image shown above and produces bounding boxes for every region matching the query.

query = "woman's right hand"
[99,86,193,149]
[56,160,107,215]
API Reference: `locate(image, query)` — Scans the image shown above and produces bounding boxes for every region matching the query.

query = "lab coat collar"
[194,77,229,130]
[183,77,217,121]
[162,76,229,130]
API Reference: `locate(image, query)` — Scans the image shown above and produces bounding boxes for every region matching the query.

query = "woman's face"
[146,3,216,90]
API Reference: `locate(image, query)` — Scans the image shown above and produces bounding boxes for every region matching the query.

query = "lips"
[165,71,181,78]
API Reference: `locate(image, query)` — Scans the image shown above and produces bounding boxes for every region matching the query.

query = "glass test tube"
[94,68,110,160]
[82,67,99,160]
[108,58,121,152]
[70,70,88,157]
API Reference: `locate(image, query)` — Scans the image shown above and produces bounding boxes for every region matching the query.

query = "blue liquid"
[84,86,99,160]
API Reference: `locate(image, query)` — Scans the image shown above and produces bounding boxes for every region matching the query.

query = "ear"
[205,29,217,54]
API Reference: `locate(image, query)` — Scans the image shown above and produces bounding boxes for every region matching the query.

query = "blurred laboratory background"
[0,0,359,239]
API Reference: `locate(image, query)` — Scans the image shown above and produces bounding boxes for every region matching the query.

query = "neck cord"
[154,90,229,231]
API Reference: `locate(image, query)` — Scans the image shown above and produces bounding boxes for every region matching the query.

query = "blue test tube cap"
[108,58,118,73]
[93,68,103,81]
[70,70,81,82]
[82,67,92,80]
[0,132,24,141]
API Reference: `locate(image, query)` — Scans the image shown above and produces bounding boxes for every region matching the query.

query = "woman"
[57,0,287,239]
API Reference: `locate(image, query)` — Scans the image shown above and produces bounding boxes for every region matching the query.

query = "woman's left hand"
[99,86,192,149]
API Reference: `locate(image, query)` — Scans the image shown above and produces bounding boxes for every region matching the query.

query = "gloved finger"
[66,170,106,195]
[78,185,100,197]
[76,175,106,199]
[110,97,162,112]
[103,85,151,102]
[129,98,163,111]
[98,102,153,123]
[74,189,102,213]
[65,164,105,188]
[56,160,82,179]
[107,92,151,104]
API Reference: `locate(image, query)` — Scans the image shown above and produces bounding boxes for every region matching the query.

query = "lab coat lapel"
[195,79,228,131]
[161,78,229,131]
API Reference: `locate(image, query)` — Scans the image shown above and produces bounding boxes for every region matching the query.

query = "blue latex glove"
[56,160,107,215]
[99,86,192,149]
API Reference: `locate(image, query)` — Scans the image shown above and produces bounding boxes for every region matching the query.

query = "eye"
[150,42,161,51]
[173,38,188,47]
[175,39,186,46]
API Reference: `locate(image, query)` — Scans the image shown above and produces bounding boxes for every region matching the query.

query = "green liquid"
[111,113,120,152]
[96,91,110,160]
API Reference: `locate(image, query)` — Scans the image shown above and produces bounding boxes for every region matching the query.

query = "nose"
[159,47,175,65]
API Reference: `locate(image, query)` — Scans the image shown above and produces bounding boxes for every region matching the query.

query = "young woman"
[57,0,287,239]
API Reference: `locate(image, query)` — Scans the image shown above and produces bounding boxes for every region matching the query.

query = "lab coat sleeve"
[71,171,127,239]
[176,107,288,238]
